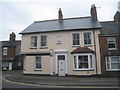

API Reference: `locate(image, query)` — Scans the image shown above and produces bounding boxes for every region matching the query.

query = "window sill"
[73,69,94,71]
[106,69,120,71]
[72,45,80,47]
[34,69,42,71]
[40,47,48,49]
[84,44,92,47]
[30,47,37,49]
[108,48,117,50]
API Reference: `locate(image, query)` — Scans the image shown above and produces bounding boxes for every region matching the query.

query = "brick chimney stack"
[90,4,97,20]
[9,32,16,42]
[58,8,63,20]
[114,1,120,23]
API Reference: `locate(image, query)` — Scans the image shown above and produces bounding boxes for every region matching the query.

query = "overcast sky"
[0,0,119,41]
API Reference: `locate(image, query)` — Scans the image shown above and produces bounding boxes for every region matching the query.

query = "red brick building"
[99,11,120,77]
[1,32,23,70]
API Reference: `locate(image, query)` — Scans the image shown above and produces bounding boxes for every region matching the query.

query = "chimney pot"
[9,32,16,42]
[58,8,63,20]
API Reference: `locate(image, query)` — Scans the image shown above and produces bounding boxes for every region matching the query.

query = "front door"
[58,55,65,76]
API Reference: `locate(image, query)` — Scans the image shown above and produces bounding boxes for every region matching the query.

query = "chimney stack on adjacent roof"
[114,1,120,23]
[58,8,63,20]
[9,32,16,42]
[90,4,97,20]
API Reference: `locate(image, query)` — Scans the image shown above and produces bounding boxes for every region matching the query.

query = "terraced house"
[20,5,102,76]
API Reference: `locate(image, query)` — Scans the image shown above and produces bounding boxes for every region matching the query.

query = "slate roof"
[1,41,21,47]
[20,17,102,34]
[100,21,120,35]
[71,47,95,54]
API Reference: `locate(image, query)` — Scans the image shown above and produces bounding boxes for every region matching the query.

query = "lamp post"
[50,49,53,75]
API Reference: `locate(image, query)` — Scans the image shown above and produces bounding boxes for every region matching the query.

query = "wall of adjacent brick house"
[99,35,120,77]
[2,46,15,59]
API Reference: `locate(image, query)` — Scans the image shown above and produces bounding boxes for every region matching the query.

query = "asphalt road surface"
[2,70,119,90]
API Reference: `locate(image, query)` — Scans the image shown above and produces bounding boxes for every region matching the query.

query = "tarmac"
[4,71,120,87]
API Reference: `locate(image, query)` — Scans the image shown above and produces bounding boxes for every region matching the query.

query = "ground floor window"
[106,56,120,71]
[73,54,94,70]
[35,56,41,70]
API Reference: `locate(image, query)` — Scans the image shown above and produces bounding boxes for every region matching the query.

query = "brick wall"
[99,35,120,77]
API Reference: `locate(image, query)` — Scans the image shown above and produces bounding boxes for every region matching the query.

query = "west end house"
[20,5,102,76]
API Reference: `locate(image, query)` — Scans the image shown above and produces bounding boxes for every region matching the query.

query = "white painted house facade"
[20,5,102,76]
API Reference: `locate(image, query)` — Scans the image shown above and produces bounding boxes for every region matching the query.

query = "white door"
[9,62,12,70]
[58,55,65,76]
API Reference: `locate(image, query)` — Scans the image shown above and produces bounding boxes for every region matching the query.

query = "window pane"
[58,55,65,60]
[72,33,80,45]
[111,57,119,63]
[108,44,115,48]
[36,57,41,69]
[84,33,91,45]
[31,36,37,47]
[78,56,88,69]
[74,56,77,69]
[90,55,93,68]
[41,35,47,47]
[111,63,119,69]
[3,47,8,55]
[108,37,115,43]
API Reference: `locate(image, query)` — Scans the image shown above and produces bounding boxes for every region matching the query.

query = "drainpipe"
[93,30,98,75]
[50,49,53,75]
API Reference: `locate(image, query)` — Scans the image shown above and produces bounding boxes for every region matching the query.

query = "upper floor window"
[73,54,94,70]
[3,47,8,56]
[106,56,120,71]
[35,56,42,70]
[31,36,37,48]
[56,36,62,44]
[40,35,47,48]
[84,32,91,46]
[72,33,80,46]
[107,37,116,50]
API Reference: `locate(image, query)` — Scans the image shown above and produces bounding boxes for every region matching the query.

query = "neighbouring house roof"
[71,47,95,54]
[0,40,21,47]
[20,17,102,34]
[100,21,120,36]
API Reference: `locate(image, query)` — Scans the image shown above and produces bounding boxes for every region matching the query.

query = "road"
[1,70,119,90]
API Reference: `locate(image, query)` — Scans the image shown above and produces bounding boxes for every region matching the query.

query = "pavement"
[3,70,120,87]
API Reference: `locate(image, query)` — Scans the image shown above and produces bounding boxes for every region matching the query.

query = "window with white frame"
[3,47,8,56]
[106,56,120,71]
[40,35,47,48]
[56,36,62,44]
[31,36,37,48]
[84,32,91,45]
[35,56,41,70]
[72,33,80,46]
[73,54,94,70]
[107,37,116,50]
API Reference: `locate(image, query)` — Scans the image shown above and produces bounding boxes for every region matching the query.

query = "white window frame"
[72,32,80,46]
[40,34,47,48]
[84,32,92,46]
[3,47,8,56]
[56,36,62,44]
[107,37,117,50]
[73,53,94,70]
[105,56,120,71]
[30,36,37,48]
[35,56,42,70]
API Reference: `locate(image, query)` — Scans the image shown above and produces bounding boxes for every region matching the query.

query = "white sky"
[0,0,119,41]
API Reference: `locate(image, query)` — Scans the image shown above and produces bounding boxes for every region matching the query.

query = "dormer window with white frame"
[107,37,116,50]
[56,36,62,44]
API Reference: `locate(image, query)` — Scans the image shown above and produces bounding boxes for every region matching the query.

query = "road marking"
[2,78,119,88]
